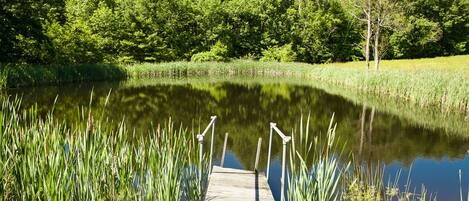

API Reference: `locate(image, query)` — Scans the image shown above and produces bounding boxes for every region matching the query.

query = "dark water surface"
[9,80,469,200]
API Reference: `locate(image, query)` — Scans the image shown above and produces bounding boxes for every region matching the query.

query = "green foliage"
[288,115,434,200]
[191,41,229,62]
[394,0,469,58]
[390,17,442,58]
[0,63,126,88]
[0,0,467,64]
[288,115,346,201]
[260,44,297,62]
[291,1,361,63]
[0,97,204,200]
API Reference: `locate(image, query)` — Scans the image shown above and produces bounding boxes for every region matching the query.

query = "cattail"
[87,112,93,135]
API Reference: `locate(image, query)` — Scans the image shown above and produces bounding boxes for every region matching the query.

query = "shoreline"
[1,55,468,115]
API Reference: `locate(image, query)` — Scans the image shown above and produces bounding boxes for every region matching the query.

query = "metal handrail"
[266,122,291,201]
[196,116,217,195]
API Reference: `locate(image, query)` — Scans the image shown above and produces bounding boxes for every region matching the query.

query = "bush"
[191,41,229,62]
[260,44,296,62]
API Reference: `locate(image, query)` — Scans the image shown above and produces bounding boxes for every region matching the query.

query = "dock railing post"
[196,115,217,198]
[254,137,262,171]
[208,116,216,174]
[280,137,290,201]
[266,123,291,201]
[197,134,204,196]
[221,133,229,167]
[266,123,274,180]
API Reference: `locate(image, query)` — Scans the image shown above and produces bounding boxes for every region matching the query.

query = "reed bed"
[0,94,467,200]
[0,97,203,200]
[2,55,468,114]
[287,114,441,201]
[132,56,469,115]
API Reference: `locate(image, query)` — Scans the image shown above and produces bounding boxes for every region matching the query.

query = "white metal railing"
[196,118,291,200]
[196,115,217,195]
[266,122,291,201]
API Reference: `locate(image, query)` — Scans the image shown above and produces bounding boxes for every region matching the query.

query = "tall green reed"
[288,114,349,201]
[287,114,438,201]
[0,96,203,200]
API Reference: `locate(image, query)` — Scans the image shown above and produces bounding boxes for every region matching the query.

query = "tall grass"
[2,55,468,114]
[130,56,469,115]
[0,97,203,200]
[288,114,349,201]
[287,114,438,201]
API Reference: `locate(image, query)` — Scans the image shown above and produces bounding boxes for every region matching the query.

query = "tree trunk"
[364,0,371,71]
[374,17,381,71]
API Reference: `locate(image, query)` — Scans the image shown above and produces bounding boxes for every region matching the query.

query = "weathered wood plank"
[205,166,275,201]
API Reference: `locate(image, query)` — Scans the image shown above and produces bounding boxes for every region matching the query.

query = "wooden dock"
[205,166,275,201]
[197,118,289,201]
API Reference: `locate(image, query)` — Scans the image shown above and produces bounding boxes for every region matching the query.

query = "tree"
[0,0,65,63]
[372,0,399,71]
[1,0,467,65]
[293,0,360,63]
[346,0,373,70]
[389,0,468,58]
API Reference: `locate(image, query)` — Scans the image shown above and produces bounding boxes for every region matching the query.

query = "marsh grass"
[0,96,204,200]
[2,55,468,114]
[0,95,465,200]
[288,114,349,201]
[287,114,439,201]
[131,56,469,115]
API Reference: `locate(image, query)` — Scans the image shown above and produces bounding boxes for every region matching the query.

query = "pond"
[10,78,469,200]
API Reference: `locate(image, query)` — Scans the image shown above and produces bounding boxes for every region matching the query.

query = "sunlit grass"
[2,55,468,114]
[0,95,466,200]
[0,96,203,200]
[128,55,469,115]
[288,114,440,201]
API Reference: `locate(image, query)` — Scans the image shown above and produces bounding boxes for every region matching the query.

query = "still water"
[10,79,469,200]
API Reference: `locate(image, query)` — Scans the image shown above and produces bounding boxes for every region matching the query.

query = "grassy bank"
[1,55,468,114]
[122,77,469,139]
[128,55,469,114]
[0,63,127,88]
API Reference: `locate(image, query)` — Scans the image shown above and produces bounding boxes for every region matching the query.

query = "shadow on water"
[1,63,127,88]
[6,78,469,200]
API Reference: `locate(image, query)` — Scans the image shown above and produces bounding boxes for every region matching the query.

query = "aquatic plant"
[288,114,348,201]
[0,96,203,200]
[287,114,438,201]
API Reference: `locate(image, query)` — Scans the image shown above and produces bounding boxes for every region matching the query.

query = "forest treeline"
[1,0,468,64]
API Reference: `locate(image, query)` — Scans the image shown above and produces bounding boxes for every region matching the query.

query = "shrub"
[191,41,229,62]
[260,44,297,62]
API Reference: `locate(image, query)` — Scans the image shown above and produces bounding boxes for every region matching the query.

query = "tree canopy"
[1,0,468,64]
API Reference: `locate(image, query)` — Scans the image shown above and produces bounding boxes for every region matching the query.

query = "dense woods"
[1,0,468,64]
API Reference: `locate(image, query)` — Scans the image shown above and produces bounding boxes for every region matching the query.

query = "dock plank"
[205,166,274,201]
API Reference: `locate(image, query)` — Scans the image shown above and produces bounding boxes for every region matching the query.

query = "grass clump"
[288,115,348,201]
[0,97,203,200]
[287,114,436,201]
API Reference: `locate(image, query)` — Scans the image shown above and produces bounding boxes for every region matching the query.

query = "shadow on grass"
[0,63,127,88]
